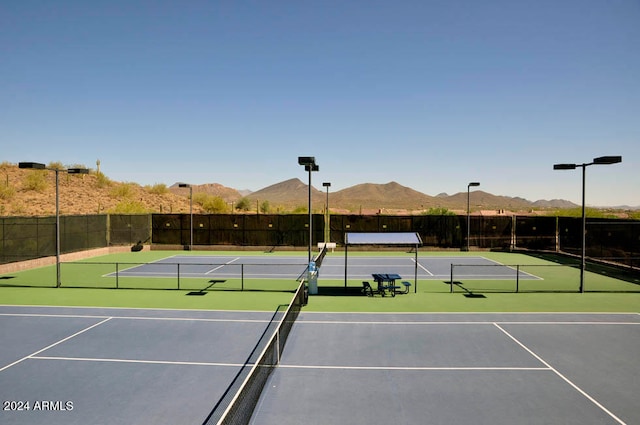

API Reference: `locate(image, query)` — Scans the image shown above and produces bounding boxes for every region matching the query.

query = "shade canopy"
[343,232,421,293]
[345,232,422,246]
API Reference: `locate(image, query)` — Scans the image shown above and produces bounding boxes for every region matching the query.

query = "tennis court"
[252,312,640,425]
[0,282,305,425]
[0,305,273,424]
[1,306,637,424]
[3,250,639,294]
[104,254,542,287]
[1,249,639,424]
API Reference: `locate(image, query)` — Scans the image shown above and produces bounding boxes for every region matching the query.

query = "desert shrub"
[110,200,148,213]
[110,183,134,198]
[146,183,168,195]
[0,185,16,200]
[292,205,307,214]
[552,207,618,219]
[23,171,48,192]
[95,172,112,188]
[47,161,64,170]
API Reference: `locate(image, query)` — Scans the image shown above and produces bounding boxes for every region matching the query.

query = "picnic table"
[368,273,411,297]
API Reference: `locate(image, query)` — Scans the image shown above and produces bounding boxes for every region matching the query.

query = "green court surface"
[1,250,638,313]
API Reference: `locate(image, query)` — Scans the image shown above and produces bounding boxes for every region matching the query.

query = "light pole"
[19,162,89,287]
[178,183,193,250]
[298,157,318,264]
[322,182,331,245]
[466,182,480,251]
[554,155,622,292]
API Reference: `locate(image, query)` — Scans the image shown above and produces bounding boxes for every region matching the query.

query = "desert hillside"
[0,164,196,216]
[1,162,614,218]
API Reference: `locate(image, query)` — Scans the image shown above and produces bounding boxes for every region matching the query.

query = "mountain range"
[175,178,579,214]
[4,162,632,217]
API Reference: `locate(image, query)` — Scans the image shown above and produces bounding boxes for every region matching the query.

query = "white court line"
[0,303,279,314]
[278,365,548,371]
[494,323,627,425]
[31,355,245,368]
[205,257,240,275]
[411,258,434,276]
[0,317,112,373]
[294,320,640,326]
[0,312,270,323]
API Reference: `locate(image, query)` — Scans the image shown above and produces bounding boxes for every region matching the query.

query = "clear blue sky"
[2,0,639,207]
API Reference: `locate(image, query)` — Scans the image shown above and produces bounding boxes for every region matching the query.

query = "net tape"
[313,244,328,268]
[202,280,305,425]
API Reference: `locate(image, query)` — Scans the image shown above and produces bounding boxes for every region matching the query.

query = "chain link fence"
[2,213,638,271]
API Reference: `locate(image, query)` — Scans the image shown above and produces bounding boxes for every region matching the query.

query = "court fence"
[1,213,638,271]
[0,214,151,265]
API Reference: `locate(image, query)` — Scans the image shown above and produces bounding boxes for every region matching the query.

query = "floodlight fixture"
[468,182,480,187]
[553,164,577,170]
[18,161,89,287]
[305,164,319,172]
[553,154,622,292]
[593,156,622,165]
[19,162,46,169]
[298,156,316,166]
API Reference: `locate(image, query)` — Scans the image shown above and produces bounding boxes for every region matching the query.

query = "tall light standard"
[322,182,331,245]
[178,183,193,250]
[553,155,622,292]
[19,162,89,287]
[298,157,318,264]
[466,182,480,251]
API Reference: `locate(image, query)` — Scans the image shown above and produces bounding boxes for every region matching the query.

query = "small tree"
[424,207,455,216]
[194,193,228,213]
[235,197,251,212]
[260,200,270,214]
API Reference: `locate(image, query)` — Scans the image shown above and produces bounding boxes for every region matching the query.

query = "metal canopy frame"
[344,232,422,293]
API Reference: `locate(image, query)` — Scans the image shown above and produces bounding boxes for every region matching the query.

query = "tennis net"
[202,279,306,425]
[313,244,328,269]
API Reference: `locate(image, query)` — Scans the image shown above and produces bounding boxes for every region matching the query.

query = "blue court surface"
[1,306,638,425]
[109,254,541,282]
[106,255,309,280]
[0,305,275,425]
[253,312,640,425]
